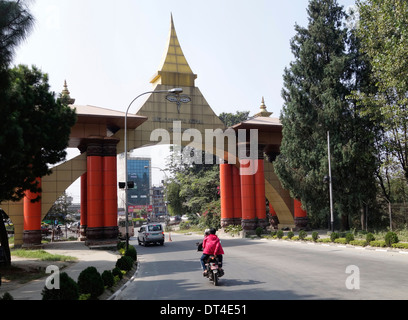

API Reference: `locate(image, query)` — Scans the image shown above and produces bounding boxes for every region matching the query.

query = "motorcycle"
[204,255,224,286]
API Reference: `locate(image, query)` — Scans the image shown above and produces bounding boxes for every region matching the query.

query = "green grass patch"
[11,249,77,262]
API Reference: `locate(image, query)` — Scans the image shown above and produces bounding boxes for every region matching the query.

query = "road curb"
[262,238,408,255]
[107,261,140,300]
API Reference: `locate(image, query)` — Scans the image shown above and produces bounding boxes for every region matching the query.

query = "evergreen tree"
[274,0,378,229]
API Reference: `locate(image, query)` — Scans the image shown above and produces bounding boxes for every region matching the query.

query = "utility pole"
[328,131,334,232]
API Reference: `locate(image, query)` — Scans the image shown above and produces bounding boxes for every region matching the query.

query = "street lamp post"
[124,88,183,250]
[327,131,334,232]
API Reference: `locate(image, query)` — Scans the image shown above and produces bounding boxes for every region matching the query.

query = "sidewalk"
[2,241,121,300]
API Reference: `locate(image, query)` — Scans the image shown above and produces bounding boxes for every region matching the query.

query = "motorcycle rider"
[200,228,224,276]
[197,229,210,252]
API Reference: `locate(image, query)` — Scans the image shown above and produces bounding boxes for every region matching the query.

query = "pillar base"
[257,219,269,230]
[79,225,87,241]
[22,230,42,248]
[294,217,309,230]
[241,219,258,231]
[85,226,119,246]
[86,227,105,241]
[221,218,236,228]
[104,226,119,240]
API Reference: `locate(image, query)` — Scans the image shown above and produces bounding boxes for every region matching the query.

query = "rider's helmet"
[209,228,216,235]
[204,229,210,236]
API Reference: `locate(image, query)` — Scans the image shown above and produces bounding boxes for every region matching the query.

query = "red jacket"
[203,234,224,255]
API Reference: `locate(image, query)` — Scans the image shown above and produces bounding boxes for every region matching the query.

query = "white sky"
[13,0,357,202]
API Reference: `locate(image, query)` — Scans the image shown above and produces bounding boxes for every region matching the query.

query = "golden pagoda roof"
[151,14,197,87]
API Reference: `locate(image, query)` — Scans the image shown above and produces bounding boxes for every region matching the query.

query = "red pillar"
[240,160,256,230]
[232,165,242,225]
[86,139,104,241]
[254,159,267,228]
[220,163,234,228]
[103,139,119,239]
[23,178,42,247]
[294,199,308,229]
[80,173,87,240]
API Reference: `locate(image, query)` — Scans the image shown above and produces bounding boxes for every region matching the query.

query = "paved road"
[116,232,408,300]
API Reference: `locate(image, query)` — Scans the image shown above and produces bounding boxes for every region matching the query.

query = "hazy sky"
[13,0,357,201]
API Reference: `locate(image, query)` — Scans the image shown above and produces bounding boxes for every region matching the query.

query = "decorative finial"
[254,97,272,118]
[260,97,266,110]
[60,80,75,105]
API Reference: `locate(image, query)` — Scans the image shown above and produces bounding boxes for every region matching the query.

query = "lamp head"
[168,88,183,94]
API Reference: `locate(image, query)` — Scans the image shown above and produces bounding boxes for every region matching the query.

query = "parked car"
[137,223,165,246]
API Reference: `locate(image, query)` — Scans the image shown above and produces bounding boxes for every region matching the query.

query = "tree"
[356,0,408,181]
[218,111,250,127]
[165,146,220,226]
[44,192,75,224]
[0,210,11,265]
[274,0,378,229]
[0,0,34,69]
[0,65,77,203]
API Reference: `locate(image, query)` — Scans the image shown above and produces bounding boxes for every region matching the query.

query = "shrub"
[101,270,114,288]
[112,267,123,280]
[117,241,126,251]
[1,292,13,300]
[330,232,339,242]
[334,238,347,244]
[370,240,387,247]
[345,233,354,244]
[42,272,79,300]
[366,233,375,243]
[79,293,91,300]
[77,267,104,299]
[125,245,137,261]
[392,243,408,249]
[298,230,307,240]
[287,231,294,239]
[224,225,242,236]
[116,256,134,272]
[276,230,284,239]
[349,240,368,247]
[385,232,399,247]
[312,231,319,242]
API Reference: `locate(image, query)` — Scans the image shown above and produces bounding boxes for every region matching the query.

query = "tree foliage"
[218,111,250,127]
[0,1,77,204]
[355,0,408,181]
[274,0,378,229]
[0,0,34,69]
[0,65,77,203]
[165,146,220,226]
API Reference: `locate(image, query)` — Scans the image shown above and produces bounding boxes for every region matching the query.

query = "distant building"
[151,186,167,218]
[117,156,152,215]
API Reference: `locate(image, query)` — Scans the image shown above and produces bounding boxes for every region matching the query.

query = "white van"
[137,223,165,246]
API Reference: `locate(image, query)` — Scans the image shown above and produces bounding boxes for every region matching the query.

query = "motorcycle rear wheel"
[213,272,218,286]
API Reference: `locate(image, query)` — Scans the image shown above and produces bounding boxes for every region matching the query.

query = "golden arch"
[1,15,295,247]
